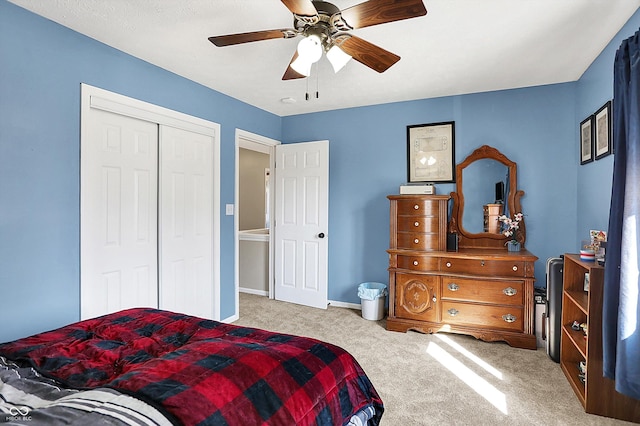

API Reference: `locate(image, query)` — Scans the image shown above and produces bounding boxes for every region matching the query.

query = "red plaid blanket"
[0,308,383,425]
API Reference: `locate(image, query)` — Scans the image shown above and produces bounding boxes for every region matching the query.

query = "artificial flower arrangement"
[498,212,524,247]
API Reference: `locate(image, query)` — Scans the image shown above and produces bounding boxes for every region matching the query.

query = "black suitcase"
[545,256,564,362]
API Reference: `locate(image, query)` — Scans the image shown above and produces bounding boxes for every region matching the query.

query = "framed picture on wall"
[595,101,612,160]
[406,121,455,183]
[580,115,594,165]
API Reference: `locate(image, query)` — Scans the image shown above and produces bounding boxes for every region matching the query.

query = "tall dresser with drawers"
[387,194,538,349]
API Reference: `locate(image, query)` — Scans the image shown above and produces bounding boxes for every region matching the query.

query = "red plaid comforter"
[0,308,383,425]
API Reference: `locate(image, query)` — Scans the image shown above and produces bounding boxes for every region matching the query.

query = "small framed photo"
[583,272,590,292]
[580,116,594,165]
[595,101,612,160]
[580,115,593,164]
[407,121,455,183]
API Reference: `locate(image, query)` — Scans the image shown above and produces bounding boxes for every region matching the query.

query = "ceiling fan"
[208,0,427,80]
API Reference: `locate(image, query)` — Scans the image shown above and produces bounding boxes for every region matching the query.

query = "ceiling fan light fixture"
[290,56,313,76]
[296,34,323,63]
[326,44,351,73]
[291,34,323,77]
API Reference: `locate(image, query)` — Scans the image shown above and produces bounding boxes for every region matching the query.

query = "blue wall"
[1,0,639,341]
[282,85,576,302]
[0,1,281,343]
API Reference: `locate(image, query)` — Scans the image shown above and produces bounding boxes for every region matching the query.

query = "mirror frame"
[449,145,526,249]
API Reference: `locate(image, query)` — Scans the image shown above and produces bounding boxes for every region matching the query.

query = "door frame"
[80,83,221,320]
[234,130,280,318]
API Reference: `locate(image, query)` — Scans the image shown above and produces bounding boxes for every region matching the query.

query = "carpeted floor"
[234,293,635,426]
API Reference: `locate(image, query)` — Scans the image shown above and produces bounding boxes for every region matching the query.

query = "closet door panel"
[81,109,159,320]
[159,126,214,319]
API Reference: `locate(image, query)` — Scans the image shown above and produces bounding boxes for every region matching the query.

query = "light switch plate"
[225,204,234,215]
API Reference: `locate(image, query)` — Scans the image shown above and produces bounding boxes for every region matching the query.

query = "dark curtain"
[603,29,640,400]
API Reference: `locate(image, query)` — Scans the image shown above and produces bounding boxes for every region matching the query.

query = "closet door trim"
[87,86,217,137]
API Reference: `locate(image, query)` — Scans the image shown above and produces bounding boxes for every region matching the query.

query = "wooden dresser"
[387,194,538,349]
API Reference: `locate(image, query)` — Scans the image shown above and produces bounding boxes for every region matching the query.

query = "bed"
[0,308,383,425]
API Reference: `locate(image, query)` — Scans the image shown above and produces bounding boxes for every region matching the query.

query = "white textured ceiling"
[8,0,640,116]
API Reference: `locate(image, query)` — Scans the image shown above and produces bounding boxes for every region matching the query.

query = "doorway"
[234,132,330,317]
[234,130,278,316]
[238,148,270,296]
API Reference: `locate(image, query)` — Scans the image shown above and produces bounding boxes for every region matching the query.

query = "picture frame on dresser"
[580,115,594,165]
[594,101,612,160]
[406,121,455,183]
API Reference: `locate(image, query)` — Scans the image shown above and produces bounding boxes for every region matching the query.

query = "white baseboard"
[236,292,363,311]
[239,287,268,297]
[328,300,362,310]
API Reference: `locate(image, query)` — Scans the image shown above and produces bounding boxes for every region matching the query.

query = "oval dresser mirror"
[449,145,526,249]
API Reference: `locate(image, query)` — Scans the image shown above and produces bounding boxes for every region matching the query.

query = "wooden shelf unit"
[560,254,640,422]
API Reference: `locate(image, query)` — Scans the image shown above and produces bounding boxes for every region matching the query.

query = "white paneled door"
[81,109,159,319]
[274,141,329,309]
[159,126,214,319]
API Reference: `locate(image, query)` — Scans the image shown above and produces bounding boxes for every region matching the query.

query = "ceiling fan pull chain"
[316,62,319,99]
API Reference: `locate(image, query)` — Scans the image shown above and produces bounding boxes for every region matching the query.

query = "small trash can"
[358,282,388,320]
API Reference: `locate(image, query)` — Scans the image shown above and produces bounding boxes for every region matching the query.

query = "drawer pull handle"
[503,287,518,296]
[448,308,459,317]
[502,314,517,323]
[448,283,459,291]
[446,262,452,268]
[512,265,518,271]
[414,221,420,227]
[413,204,420,210]
[481,260,485,266]
[414,238,419,244]
[413,260,419,266]
[432,296,437,302]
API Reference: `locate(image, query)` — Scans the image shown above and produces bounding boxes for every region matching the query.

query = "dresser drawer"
[397,232,439,251]
[441,301,524,332]
[397,255,439,272]
[442,258,526,277]
[396,199,440,216]
[441,277,524,305]
[397,215,440,233]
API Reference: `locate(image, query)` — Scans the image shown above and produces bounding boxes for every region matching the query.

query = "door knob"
[318,233,325,238]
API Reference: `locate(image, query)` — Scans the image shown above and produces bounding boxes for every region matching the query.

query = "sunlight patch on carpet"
[426,342,507,414]
[434,334,503,379]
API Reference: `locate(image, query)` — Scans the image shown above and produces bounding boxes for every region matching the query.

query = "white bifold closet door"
[81,108,214,320]
[158,126,213,319]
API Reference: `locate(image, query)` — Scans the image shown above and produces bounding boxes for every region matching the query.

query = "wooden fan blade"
[209,29,295,47]
[282,51,306,80]
[335,35,400,73]
[340,0,427,30]
[281,0,318,17]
